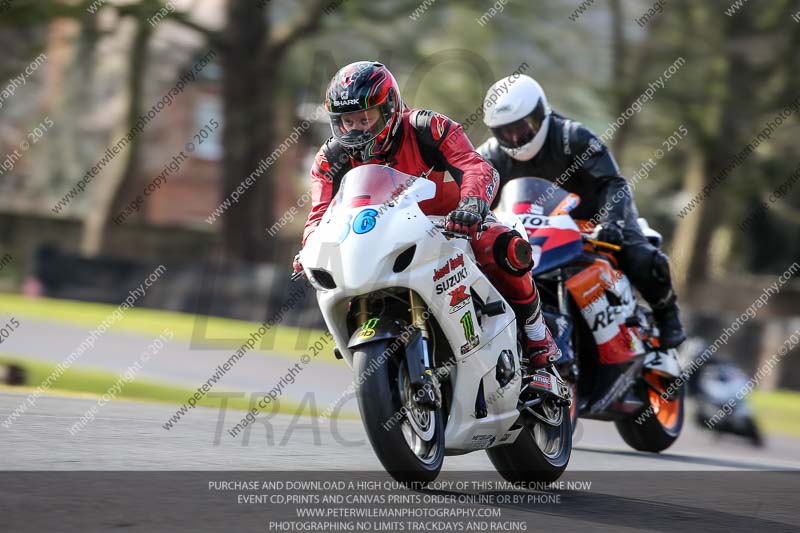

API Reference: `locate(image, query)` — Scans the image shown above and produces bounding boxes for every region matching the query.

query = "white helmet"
[483,74,551,161]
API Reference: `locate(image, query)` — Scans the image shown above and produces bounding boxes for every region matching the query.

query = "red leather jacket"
[302,107,499,245]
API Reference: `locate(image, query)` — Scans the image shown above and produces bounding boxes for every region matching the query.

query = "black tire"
[486,404,572,484]
[567,381,580,433]
[615,375,684,453]
[744,418,764,447]
[353,341,444,484]
[555,364,580,434]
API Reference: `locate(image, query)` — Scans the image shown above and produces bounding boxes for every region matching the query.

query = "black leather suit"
[477,112,676,310]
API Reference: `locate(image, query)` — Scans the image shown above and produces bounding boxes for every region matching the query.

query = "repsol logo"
[590,296,632,332]
[520,215,551,227]
[334,99,359,106]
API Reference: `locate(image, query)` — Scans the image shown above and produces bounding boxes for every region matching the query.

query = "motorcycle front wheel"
[615,370,684,452]
[353,341,444,484]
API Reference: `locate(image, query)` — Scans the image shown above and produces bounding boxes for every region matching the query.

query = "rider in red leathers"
[295,61,560,369]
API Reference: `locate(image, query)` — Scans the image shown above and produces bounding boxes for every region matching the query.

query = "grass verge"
[750,389,800,438]
[0,355,345,419]
[0,293,335,361]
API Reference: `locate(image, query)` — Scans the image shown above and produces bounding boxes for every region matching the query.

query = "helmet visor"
[329,103,393,148]
[490,100,547,150]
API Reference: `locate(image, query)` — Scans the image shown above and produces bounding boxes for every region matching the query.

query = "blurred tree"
[215,0,327,262]
[171,0,416,261]
[607,0,667,164]
[81,3,153,254]
[663,1,800,290]
[2,0,796,288]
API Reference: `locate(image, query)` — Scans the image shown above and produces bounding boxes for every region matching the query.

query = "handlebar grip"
[441,230,472,241]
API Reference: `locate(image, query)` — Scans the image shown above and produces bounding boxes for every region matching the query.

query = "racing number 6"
[353,208,379,234]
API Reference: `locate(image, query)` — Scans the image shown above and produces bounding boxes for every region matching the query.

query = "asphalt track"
[3,317,799,471]
[2,318,800,531]
[2,390,800,471]
[1,392,799,532]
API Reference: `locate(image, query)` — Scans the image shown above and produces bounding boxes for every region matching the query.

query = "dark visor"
[490,100,547,149]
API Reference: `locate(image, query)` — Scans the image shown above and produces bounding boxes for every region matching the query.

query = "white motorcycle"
[299,165,572,483]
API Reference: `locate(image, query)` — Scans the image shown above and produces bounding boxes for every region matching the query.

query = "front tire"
[486,402,572,483]
[353,341,444,483]
[744,418,764,447]
[615,370,684,453]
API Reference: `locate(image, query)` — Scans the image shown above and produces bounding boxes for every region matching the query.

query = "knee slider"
[494,232,533,276]
[652,250,672,284]
[622,244,657,278]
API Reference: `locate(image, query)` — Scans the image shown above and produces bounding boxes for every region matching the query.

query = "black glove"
[445,197,489,237]
[597,220,624,246]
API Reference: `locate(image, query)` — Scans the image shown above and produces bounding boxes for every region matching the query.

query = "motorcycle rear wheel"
[354,341,444,484]
[486,399,572,483]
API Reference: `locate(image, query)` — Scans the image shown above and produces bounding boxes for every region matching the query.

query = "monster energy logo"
[359,317,380,339]
[459,312,479,355]
[460,312,475,340]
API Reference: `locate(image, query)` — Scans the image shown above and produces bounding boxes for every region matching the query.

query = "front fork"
[353,291,440,409]
[409,290,432,368]
[408,290,440,408]
[554,274,579,381]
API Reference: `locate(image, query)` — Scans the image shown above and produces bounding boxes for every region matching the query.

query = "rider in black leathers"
[477,74,686,349]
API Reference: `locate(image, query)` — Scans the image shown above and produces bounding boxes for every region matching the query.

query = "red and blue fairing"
[496,178,584,275]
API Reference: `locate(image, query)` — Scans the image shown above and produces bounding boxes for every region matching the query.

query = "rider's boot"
[524,326,562,369]
[510,293,562,372]
[652,295,686,349]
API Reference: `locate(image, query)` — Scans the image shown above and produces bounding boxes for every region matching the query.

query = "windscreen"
[330,164,419,210]
[496,177,580,216]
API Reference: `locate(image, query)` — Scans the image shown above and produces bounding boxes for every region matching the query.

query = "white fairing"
[301,167,525,453]
[644,349,682,378]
